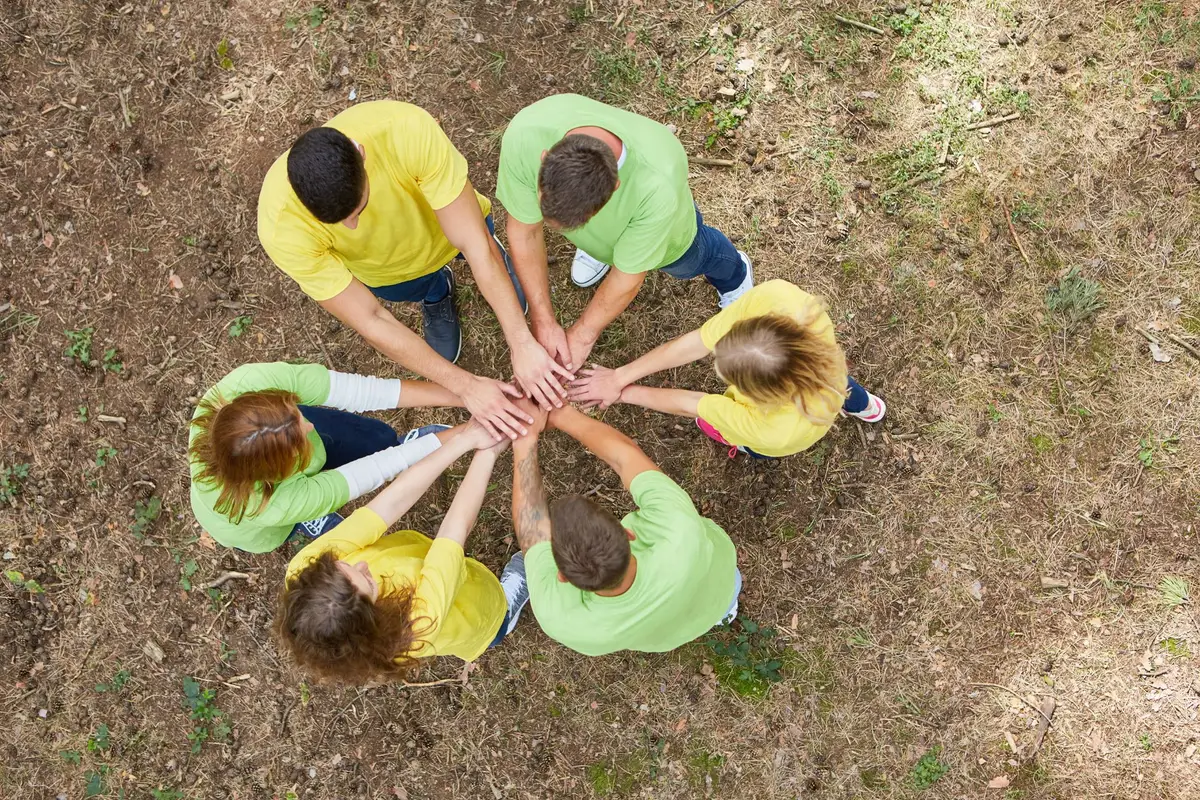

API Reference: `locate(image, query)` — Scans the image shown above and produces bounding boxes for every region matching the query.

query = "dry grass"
[2,0,1200,798]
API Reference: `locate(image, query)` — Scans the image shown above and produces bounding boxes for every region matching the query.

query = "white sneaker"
[571,249,610,288]
[845,393,886,423]
[717,250,754,308]
[498,552,530,635]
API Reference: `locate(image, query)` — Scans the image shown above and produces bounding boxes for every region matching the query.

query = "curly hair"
[274,552,430,684]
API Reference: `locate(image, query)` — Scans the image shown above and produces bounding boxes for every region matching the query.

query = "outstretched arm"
[433,445,504,548]
[618,385,706,418]
[568,329,711,409]
[548,405,659,489]
[511,434,552,553]
[565,268,646,369]
[365,422,493,524]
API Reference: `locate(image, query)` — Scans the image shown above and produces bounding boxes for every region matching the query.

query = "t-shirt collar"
[616,143,627,170]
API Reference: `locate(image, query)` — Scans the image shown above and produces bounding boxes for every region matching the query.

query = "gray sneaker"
[421,266,462,363]
[499,551,530,636]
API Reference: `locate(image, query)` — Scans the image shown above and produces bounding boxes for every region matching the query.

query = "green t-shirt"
[496,94,698,274]
[526,470,737,656]
[188,362,350,553]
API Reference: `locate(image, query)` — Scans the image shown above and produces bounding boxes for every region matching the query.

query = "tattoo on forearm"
[514,447,552,551]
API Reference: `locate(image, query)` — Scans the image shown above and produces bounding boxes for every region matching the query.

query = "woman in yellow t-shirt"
[568,279,885,459]
[274,421,528,683]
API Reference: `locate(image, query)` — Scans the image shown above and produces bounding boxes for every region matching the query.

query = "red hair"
[189,389,313,523]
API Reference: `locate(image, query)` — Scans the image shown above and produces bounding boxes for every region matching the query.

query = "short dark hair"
[538,134,618,229]
[549,495,630,591]
[286,127,365,224]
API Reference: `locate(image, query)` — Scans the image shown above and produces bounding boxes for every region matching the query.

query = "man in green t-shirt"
[497,94,755,373]
[509,401,740,656]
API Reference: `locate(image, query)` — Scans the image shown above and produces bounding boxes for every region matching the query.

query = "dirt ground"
[2,0,1199,798]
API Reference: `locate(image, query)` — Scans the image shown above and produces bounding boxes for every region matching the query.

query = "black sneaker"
[422,266,463,363]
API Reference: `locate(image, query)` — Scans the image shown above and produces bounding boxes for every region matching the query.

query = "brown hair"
[189,389,313,523]
[274,552,428,684]
[538,134,618,229]
[549,495,631,591]
[712,312,848,426]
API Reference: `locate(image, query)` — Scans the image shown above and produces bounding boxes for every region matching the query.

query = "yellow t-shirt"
[697,280,847,458]
[257,101,491,302]
[285,507,507,663]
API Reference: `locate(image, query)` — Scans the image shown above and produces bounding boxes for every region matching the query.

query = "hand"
[565,326,598,371]
[485,436,511,456]
[532,316,575,372]
[463,419,500,450]
[514,396,549,435]
[510,337,574,411]
[459,375,534,441]
[547,402,579,430]
[568,364,627,410]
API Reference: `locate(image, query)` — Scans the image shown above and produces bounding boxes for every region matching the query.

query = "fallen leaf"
[735,58,755,73]
[968,580,984,602]
[135,182,151,196]
[42,233,54,248]
[167,272,184,290]
[391,786,409,800]
[142,639,165,663]
[1148,341,1173,363]
[674,718,688,732]
[196,531,216,551]
[625,30,636,47]
[988,776,1010,789]
[467,79,481,92]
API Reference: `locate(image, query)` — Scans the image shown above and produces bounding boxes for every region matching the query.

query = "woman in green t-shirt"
[188,362,465,553]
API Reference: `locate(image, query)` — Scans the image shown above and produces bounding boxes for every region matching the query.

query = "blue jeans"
[659,208,746,294]
[368,214,518,304]
[297,405,401,468]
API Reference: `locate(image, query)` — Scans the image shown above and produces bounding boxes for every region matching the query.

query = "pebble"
[891,4,907,12]
[1180,58,1196,71]
[1015,31,1029,45]
[997,34,1010,46]
[1194,169,1200,183]
[1051,62,1067,74]
[714,63,726,73]
[854,179,871,189]
[1057,31,1073,41]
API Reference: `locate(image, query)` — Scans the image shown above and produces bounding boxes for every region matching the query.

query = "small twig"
[969,683,1055,725]
[1136,328,1160,345]
[118,86,133,130]
[1004,204,1033,269]
[881,168,944,197]
[764,145,804,160]
[689,157,737,167]
[834,15,887,36]
[96,414,127,425]
[1029,697,1058,759]
[938,130,951,165]
[965,112,1021,131]
[713,0,754,23]
[400,677,466,689]
[681,45,716,71]
[1166,333,1200,361]
[203,571,251,591]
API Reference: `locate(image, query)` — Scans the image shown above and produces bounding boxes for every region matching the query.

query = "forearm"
[467,246,536,349]
[356,309,475,394]
[434,450,496,547]
[506,218,554,323]
[512,438,552,552]
[397,380,465,408]
[552,407,643,473]
[620,385,704,418]
[615,330,710,386]
[571,271,644,343]
[365,430,475,523]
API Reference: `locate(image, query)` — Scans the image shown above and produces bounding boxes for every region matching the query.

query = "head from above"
[274,551,424,683]
[286,126,370,228]
[549,495,632,592]
[538,134,619,230]
[712,312,847,425]
[189,389,314,523]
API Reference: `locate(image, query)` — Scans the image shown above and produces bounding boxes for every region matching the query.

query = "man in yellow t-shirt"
[257,101,572,441]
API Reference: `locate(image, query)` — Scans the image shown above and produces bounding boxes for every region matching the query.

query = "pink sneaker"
[845,393,886,423]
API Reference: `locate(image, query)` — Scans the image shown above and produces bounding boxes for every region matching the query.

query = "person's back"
[526,470,736,656]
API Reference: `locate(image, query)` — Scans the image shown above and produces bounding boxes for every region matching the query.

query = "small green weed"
[0,462,31,505]
[888,7,922,36]
[1045,268,1104,327]
[179,558,199,591]
[64,327,95,364]
[1028,433,1055,454]
[5,569,43,594]
[183,677,232,753]
[486,51,507,78]
[1159,576,1190,607]
[87,723,111,753]
[60,749,83,765]
[567,4,590,23]
[101,347,123,373]
[1152,72,1198,124]
[151,788,186,800]
[909,746,949,789]
[229,315,253,338]
[987,403,1003,422]
[131,496,163,540]
[1139,732,1153,751]
[76,405,89,422]
[688,751,726,792]
[1138,434,1180,468]
[1010,198,1042,227]
[95,667,131,693]
[215,40,233,70]
[84,766,110,798]
[592,49,643,102]
[94,446,117,468]
[704,617,785,698]
[1162,637,1190,658]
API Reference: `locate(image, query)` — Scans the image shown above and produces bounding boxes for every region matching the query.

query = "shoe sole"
[572,262,610,288]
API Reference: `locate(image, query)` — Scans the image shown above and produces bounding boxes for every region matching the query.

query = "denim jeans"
[297,405,401,469]
[659,208,746,294]
[367,214,517,305]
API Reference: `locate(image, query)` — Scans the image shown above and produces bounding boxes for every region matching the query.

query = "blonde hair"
[712,309,848,425]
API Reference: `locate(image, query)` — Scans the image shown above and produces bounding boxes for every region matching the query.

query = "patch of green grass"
[64,327,95,364]
[215,39,233,71]
[229,315,253,338]
[486,50,507,78]
[1010,198,1042,228]
[0,462,30,505]
[0,306,38,337]
[592,48,642,103]
[1029,433,1055,454]
[1162,637,1190,658]
[95,667,131,693]
[151,788,185,800]
[909,746,949,789]
[989,84,1033,114]
[1151,72,1198,124]
[1045,268,1104,327]
[585,750,649,796]
[131,496,162,540]
[687,751,725,793]
[567,3,590,24]
[1159,576,1190,607]
[860,766,889,788]
[705,617,786,698]
[183,677,232,754]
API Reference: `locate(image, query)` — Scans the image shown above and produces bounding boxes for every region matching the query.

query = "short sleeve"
[215,362,332,406]
[523,541,559,603]
[496,118,544,225]
[628,471,698,519]
[392,106,470,211]
[611,195,678,274]
[696,394,774,449]
[410,538,468,639]
[260,226,355,302]
[286,506,384,581]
